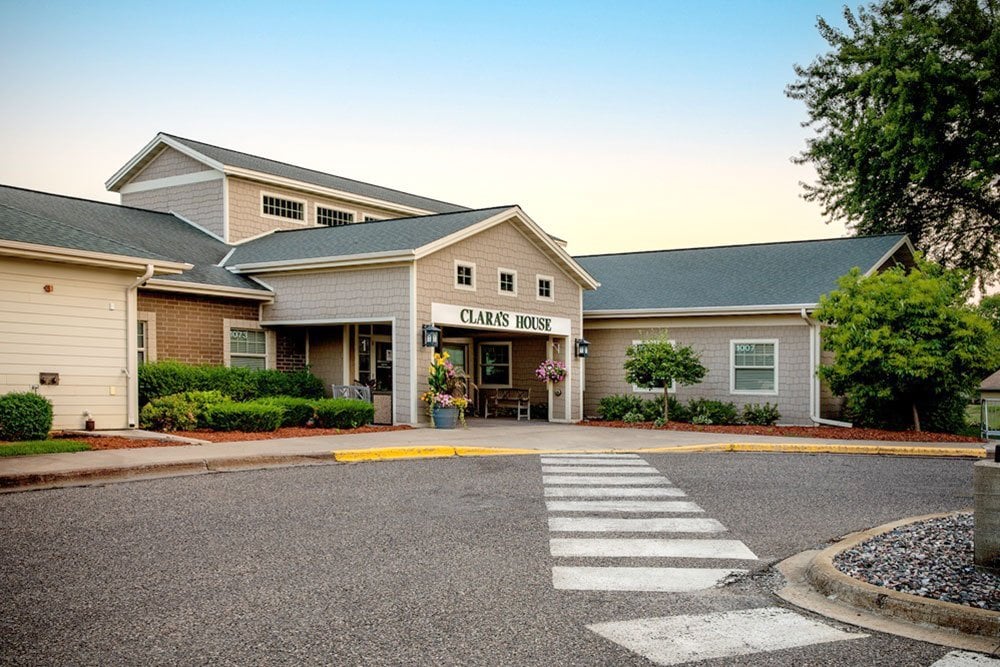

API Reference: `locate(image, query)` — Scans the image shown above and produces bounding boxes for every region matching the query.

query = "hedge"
[203,402,284,432]
[138,361,325,405]
[254,397,316,427]
[139,390,229,431]
[313,398,374,429]
[0,392,54,441]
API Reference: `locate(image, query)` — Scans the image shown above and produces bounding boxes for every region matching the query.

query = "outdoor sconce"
[575,338,590,358]
[422,324,441,348]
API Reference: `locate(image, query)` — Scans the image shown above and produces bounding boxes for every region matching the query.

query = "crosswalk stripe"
[543,453,640,458]
[550,538,758,560]
[587,607,867,665]
[541,465,659,474]
[931,651,1000,666]
[540,457,651,466]
[544,486,685,498]
[544,475,671,485]
[553,566,744,592]
[546,499,702,513]
[549,517,727,533]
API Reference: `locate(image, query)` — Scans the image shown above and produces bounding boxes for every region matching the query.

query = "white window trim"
[224,318,275,370]
[498,267,518,297]
[455,260,476,291]
[536,274,555,302]
[315,203,355,227]
[260,191,307,225]
[478,341,513,389]
[631,339,676,393]
[730,338,779,396]
[137,311,157,364]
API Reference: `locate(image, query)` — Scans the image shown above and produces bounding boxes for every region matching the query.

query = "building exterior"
[0,132,915,430]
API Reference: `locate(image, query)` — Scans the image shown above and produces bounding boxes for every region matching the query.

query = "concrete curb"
[800,511,1000,642]
[636,442,986,458]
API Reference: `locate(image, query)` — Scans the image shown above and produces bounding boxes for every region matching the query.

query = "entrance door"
[374,341,392,391]
[441,343,467,373]
[442,341,475,414]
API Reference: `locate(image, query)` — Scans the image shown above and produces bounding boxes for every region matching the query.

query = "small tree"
[624,335,707,421]
[815,257,1000,432]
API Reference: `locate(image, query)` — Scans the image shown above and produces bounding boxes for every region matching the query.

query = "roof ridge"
[0,182,185,218]
[268,204,517,236]
[574,233,907,259]
[0,200,177,262]
[160,132,471,211]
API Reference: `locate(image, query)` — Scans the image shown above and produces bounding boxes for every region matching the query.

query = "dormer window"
[262,194,304,221]
[317,206,354,227]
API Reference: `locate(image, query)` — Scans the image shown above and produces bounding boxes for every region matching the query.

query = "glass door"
[374,341,392,391]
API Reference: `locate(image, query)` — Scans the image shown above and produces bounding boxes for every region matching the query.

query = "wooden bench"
[485,388,531,421]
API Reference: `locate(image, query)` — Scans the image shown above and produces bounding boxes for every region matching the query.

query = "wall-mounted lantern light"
[422,324,441,348]
[574,338,590,358]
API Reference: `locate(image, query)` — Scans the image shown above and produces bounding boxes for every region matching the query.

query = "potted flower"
[422,352,468,428]
[535,359,567,384]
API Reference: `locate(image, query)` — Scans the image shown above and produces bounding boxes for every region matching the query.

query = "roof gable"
[107,133,469,215]
[577,234,912,314]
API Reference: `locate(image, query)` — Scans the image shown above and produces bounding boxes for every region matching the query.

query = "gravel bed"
[833,513,1000,611]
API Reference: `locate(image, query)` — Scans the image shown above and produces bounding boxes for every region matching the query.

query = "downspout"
[800,308,852,428]
[124,264,155,428]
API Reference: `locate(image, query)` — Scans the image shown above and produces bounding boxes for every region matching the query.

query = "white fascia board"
[142,278,274,301]
[216,247,237,267]
[864,235,916,277]
[0,240,191,273]
[106,133,224,192]
[583,303,819,319]
[223,166,436,217]
[227,249,417,273]
[412,206,601,290]
[119,170,223,194]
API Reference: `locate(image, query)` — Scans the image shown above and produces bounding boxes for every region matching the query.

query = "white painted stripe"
[540,457,650,466]
[552,566,744,592]
[546,500,702,513]
[549,517,726,533]
[544,486,685,498]
[932,651,1000,666]
[544,475,671,485]
[550,538,758,560]
[543,453,640,458]
[541,466,659,474]
[587,608,867,666]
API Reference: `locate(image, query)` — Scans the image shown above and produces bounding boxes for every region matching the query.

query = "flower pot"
[432,406,459,429]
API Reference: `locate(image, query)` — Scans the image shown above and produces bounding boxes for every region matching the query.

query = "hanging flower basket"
[535,359,567,384]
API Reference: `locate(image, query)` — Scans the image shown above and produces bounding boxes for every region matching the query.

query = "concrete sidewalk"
[0,422,988,492]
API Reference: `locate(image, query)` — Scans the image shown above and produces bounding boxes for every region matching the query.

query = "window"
[498,268,517,296]
[137,321,147,365]
[479,342,511,387]
[631,339,676,393]
[262,194,305,221]
[230,328,267,369]
[317,206,354,226]
[455,261,476,290]
[363,215,382,222]
[731,340,778,394]
[537,275,553,301]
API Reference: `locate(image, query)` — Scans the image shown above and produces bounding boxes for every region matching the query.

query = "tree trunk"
[663,387,670,423]
[911,402,921,432]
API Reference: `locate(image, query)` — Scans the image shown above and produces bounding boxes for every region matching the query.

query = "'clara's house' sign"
[431,302,571,336]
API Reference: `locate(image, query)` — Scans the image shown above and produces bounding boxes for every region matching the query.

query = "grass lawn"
[0,440,92,457]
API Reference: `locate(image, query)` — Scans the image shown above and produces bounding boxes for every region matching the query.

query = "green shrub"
[313,398,374,429]
[667,396,691,423]
[599,395,649,421]
[0,392,53,441]
[687,399,739,425]
[742,402,781,426]
[622,411,644,423]
[254,396,316,427]
[653,417,666,428]
[139,390,229,431]
[203,402,284,432]
[138,361,325,406]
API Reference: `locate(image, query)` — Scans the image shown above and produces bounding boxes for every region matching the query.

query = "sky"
[0,0,857,256]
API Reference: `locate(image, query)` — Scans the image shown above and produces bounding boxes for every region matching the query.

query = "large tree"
[624,336,707,421]
[787,0,1000,286]
[815,257,999,431]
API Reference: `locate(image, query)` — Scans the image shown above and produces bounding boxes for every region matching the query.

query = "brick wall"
[583,321,812,424]
[276,329,307,371]
[137,291,259,365]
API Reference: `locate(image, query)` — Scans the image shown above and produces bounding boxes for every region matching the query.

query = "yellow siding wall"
[0,258,132,430]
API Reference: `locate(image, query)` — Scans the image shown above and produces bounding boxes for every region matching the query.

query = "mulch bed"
[579,420,984,443]
[49,425,411,450]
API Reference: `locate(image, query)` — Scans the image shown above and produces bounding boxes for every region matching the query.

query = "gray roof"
[227,206,514,267]
[982,370,1000,392]
[163,134,469,215]
[0,185,267,292]
[577,235,909,312]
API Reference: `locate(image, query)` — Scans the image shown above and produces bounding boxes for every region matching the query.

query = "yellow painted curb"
[454,447,536,457]
[636,442,985,458]
[332,446,457,462]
